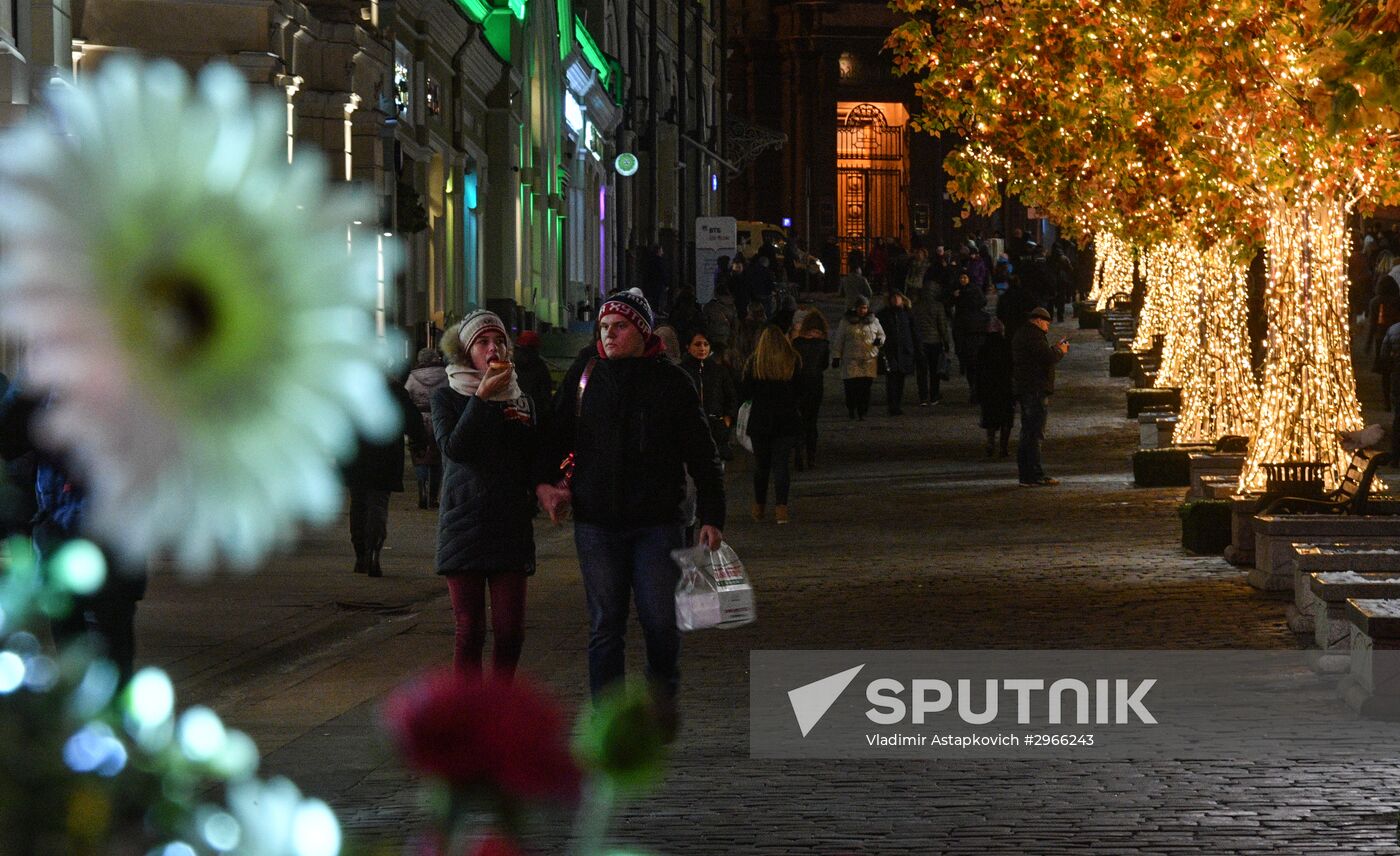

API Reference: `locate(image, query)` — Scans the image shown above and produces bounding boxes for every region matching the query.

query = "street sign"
[614,152,639,176]
[695,216,737,304]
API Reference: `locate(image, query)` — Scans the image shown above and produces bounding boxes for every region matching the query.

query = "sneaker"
[775,505,790,524]
[1038,477,1061,486]
[919,400,932,407]
[1018,481,1038,487]
[751,503,765,522]
[929,397,942,406]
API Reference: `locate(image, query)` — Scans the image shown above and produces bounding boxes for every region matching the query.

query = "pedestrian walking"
[832,296,886,420]
[535,288,725,733]
[732,302,769,379]
[0,387,146,684]
[1369,277,1400,409]
[431,311,538,677]
[1011,307,1068,486]
[912,283,953,406]
[405,347,448,508]
[702,283,740,355]
[977,318,1015,457]
[841,257,873,307]
[680,330,739,462]
[877,291,920,416]
[741,327,803,525]
[791,309,831,469]
[511,331,555,428]
[346,373,426,576]
[1379,320,1400,464]
[952,272,990,403]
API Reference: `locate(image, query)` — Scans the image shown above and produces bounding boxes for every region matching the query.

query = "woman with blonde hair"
[740,326,804,524]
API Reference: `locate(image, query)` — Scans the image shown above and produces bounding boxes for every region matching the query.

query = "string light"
[1091,233,1135,311]
[1239,189,1365,491]
[1174,242,1260,443]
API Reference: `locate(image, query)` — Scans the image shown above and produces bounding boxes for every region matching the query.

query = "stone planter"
[1286,545,1400,634]
[1133,448,1191,487]
[1306,571,1400,674]
[1179,500,1232,555]
[1225,494,1263,566]
[1339,599,1400,718]
[1126,387,1180,418]
[1138,412,1178,448]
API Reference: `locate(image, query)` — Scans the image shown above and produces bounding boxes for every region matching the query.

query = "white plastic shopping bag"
[673,541,756,631]
[733,401,754,453]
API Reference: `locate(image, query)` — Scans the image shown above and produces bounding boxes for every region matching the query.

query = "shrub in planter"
[1178,499,1233,554]
[1134,448,1191,487]
[1126,387,1180,418]
[1109,350,1137,377]
[1076,303,1102,329]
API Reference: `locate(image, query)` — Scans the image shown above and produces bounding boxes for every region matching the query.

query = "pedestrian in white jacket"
[832,296,886,419]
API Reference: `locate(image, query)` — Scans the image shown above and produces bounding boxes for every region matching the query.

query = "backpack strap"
[575,357,598,418]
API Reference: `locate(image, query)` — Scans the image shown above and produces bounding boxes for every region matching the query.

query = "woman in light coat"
[832,296,886,420]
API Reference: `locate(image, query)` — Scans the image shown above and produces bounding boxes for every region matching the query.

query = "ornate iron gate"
[836,103,908,272]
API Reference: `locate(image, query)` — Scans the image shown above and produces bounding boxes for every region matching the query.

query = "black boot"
[352,545,367,574]
[367,547,382,577]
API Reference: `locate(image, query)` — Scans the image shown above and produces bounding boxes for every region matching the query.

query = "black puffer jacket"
[538,352,726,529]
[431,387,538,576]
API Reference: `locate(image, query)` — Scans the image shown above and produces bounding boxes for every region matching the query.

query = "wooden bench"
[1307,572,1400,674]
[1339,598,1400,718]
[1261,449,1390,517]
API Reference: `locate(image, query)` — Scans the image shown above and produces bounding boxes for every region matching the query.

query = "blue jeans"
[574,522,685,699]
[1017,392,1049,483]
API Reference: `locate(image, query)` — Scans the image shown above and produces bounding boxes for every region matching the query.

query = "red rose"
[384,669,582,805]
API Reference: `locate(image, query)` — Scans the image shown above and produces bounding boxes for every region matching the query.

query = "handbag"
[733,401,754,453]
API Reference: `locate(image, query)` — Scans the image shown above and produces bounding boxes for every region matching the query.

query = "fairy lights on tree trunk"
[1239,190,1364,491]
[1091,233,1135,311]
[1174,244,1260,444]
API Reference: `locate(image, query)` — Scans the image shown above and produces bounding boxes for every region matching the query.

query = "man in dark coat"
[744,253,777,318]
[877,292,920,415]
[535,288,724,733]
[0,386,146,684]
[512,331,555,429]
[1011,307,1068,486]
[345,375,427,576]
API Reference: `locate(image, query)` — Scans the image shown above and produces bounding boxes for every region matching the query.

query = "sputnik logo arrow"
[787,664,865,737]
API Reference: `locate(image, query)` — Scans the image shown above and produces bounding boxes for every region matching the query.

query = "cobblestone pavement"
[140,309,1400,854]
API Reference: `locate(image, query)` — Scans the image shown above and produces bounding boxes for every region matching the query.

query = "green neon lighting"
[482,9,513,62]
[453,0,492,21]
[558,0,572,59]
[574,16,610,88]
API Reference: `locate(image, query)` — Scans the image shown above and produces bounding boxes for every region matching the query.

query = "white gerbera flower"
[225,776,342,856]
[0,58,400,572]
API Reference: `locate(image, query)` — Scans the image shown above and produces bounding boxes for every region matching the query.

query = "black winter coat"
[539,352,726,529]
[977,332,1016,429]
[679,355,739,424]
[1011,323,1065,397]
[739,370,803,439]
[513,348,556,426]
[792,336,830,399]
[431,388,538,576]
[346,380,426,492]
[876,306,920,375]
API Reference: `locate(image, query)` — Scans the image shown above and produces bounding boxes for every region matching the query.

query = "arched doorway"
[835,102,909,272]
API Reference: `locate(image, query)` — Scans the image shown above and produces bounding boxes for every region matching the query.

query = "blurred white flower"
[225,777,342,856]
[0,58,400,572]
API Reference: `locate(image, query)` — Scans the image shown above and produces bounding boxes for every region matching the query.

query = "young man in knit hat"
[536,288,725,729]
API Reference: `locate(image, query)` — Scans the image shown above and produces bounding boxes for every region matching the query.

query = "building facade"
[725,0,1031,272]
[1,0,645,353]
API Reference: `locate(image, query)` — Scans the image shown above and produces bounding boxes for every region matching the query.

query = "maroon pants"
[446,572,528,678]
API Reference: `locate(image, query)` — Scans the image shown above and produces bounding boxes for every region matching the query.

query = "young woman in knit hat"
[430,310,539,677]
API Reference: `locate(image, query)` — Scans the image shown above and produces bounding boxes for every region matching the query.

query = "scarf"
[447,363,524,401]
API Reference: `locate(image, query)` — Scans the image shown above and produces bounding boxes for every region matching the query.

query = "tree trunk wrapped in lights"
[1239,191,1364,492]
[1173,244,1260,444]
[1131,242,1170,353]
[1091,233,1135,311]
[1149,239,1200,388]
